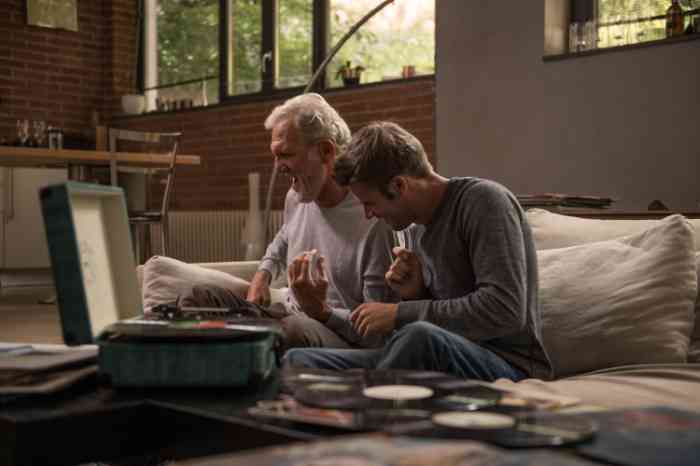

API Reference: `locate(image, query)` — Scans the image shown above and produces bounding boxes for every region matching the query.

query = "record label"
[306,382,355,392]
[362,384,434,401]
[432,412,516,430]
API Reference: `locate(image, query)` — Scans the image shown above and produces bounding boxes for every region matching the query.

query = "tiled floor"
[0,286,63,344]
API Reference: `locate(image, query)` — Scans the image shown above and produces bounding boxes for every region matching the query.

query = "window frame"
[140,0,434,107]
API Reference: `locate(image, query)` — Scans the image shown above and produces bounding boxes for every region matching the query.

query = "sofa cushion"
[690,252,700,363]
[141,255,250,311]
[526,208,700,251]
[539,215,696,378]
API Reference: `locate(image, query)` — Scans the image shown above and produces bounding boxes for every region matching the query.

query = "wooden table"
[0,146,201,270]
[0,146,200,180]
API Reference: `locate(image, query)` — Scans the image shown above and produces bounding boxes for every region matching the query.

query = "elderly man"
[182,94,396,350]
[284,121,552,381]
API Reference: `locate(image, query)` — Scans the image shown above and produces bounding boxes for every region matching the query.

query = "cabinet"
[0,167,68,270]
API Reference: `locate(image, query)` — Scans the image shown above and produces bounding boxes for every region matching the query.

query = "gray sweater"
[259,189,397,348]
[396,178,552,379]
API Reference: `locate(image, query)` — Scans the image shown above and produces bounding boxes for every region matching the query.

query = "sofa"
[137,209,700,413]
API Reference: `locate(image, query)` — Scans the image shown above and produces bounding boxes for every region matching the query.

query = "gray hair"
[335,121,432,198]
[264,93,351,149]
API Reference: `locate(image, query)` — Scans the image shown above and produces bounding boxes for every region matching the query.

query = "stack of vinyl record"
[270,368,598,447]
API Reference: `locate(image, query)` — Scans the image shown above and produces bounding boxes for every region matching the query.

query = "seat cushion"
[538,215,696,378]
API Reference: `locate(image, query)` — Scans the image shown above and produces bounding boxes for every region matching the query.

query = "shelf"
[543,31,700,62]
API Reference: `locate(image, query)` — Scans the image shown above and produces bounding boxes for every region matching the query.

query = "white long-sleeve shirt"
[259,189,397,348]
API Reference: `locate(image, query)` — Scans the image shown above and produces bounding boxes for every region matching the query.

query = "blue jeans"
[283,321,527,382]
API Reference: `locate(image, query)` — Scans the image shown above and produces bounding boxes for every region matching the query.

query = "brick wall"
[114,78,436,211]
[1,0,112,139]
[1,0,435,211]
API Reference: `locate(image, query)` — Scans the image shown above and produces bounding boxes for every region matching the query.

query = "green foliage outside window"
[328,0,435,87]
[229,0,263,94]
[278,0,313,89]
[157,0,219,86]
[597,0,700,47]
[147,0,436,104]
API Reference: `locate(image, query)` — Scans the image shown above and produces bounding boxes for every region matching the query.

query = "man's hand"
[246,270,272,306]
[385,247,426,299]
[350,302,398,339]
[288,250,331,322]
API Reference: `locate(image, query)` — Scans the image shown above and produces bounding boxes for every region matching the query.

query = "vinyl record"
[396,370,455,385]
[491,413,598,448]
[396,411,597,448]
[358,408,433,429]
[281,368,364,394]
[429,384,502,411]
[433,412,516,430]
[293,381,369,410]
[362,384,434,401]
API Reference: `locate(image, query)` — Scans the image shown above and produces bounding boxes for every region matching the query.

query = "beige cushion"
[690,252,700,363]
[141,255,250,311]
[526,208,700,251]
[538,215,696,378]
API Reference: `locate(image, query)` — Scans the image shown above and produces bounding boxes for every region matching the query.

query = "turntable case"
[40,182,279,387]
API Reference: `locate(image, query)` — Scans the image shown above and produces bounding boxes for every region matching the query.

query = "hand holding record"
[289,250,330,322]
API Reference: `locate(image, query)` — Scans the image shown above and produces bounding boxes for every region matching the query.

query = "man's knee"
[390,321,440,346]
[177,284,250,311]
[282,348,311,369]
[178,284,217,307]
[280,314,309,349]
[280,314,350,350]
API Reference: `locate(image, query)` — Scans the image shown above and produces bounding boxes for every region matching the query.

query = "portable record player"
[40,181,281,388]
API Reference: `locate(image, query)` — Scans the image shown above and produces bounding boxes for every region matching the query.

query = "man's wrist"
[254,269,272,286]
[313,301,332,323]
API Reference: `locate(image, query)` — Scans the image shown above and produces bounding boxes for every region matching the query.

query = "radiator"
[149,210,284,263]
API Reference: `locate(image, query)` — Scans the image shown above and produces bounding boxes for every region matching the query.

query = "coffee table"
[0,373,349,466]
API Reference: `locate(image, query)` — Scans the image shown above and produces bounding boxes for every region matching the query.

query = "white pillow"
[141,255,250,311]
[539,215,696,378]
[527,208,700,251]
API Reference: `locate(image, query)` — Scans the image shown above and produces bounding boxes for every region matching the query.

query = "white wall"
[437,1,700,210]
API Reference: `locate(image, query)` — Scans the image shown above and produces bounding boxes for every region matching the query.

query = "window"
[598,0,700,47]
[227,0,263,95]
[568,0,700,52]
[277,0,313,89]
[141,0,435,109]
[143,0,220,110]
[327,0,435,87]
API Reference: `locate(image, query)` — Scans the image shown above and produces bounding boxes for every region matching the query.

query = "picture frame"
[26,0,79,32]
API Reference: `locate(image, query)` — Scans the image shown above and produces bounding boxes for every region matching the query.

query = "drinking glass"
[569,22,579,52]
[16,119,29,146]
[33,120,47,147]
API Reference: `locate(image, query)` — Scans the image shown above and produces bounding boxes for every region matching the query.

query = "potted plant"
[336,61,365,87]
[120,68,146,115]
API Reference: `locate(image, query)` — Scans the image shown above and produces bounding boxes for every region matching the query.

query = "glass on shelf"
[32,120,47,148]
[569,20,597,53]
[15,119,29,146]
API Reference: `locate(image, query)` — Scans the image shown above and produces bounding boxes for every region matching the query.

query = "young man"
[181,94,396,350]
[283,121,552,381]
